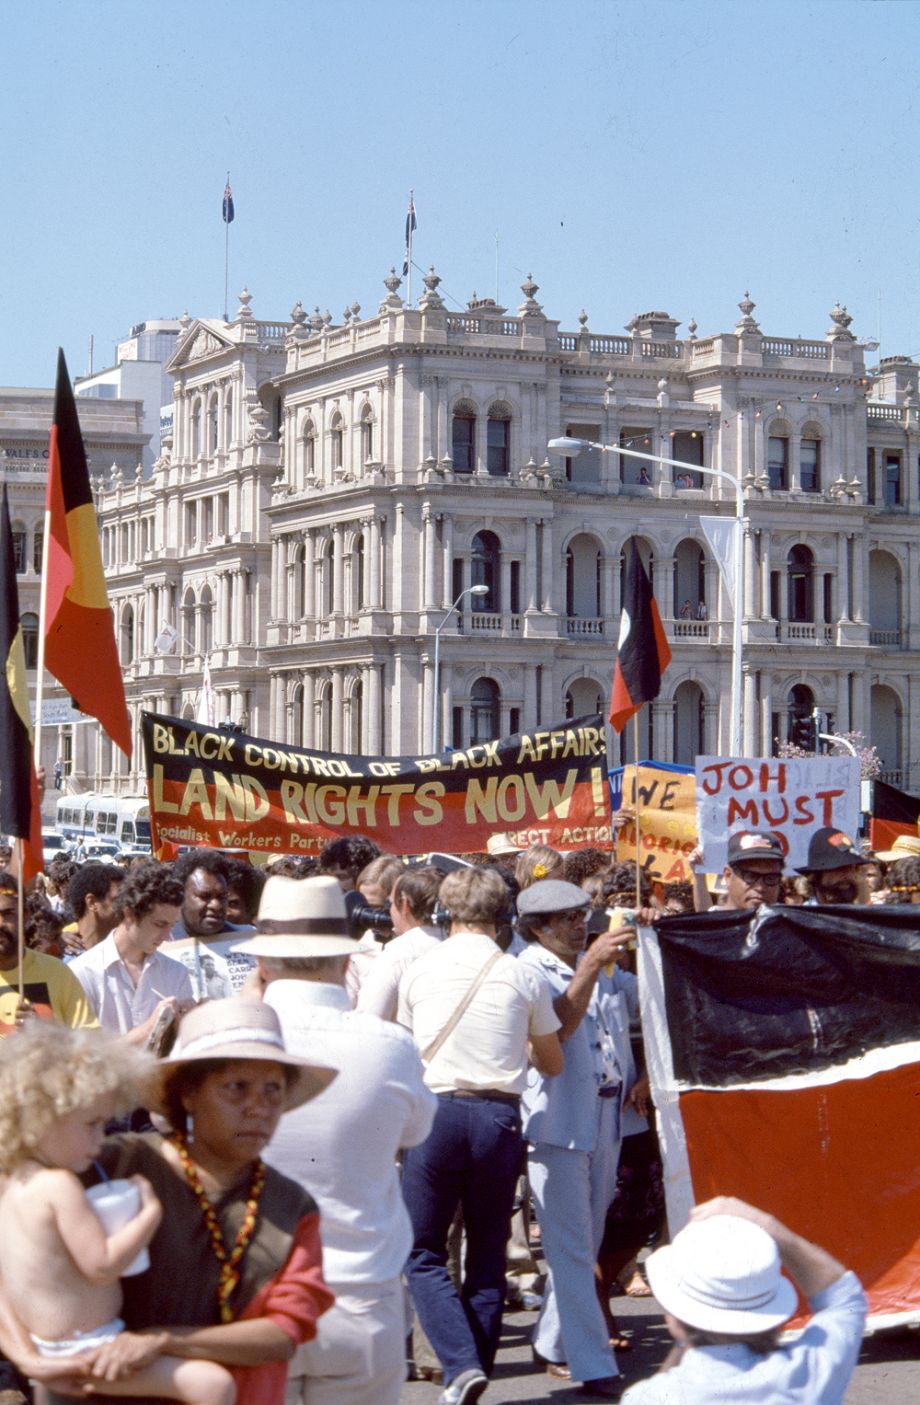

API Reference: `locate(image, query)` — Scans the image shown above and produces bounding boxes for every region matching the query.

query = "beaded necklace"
[170,1133,267,1323]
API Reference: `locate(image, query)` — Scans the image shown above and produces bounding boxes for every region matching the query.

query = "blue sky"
[3,0,918,387]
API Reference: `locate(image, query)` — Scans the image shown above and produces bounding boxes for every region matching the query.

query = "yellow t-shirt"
[0,950,100,1036]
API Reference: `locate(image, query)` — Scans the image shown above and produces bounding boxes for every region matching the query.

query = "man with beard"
[796,828,871,906]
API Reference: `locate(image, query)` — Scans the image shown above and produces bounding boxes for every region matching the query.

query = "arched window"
[319,538,334,616]
[787,545,814,622]
[470,677,500,744]
[191,400,202,459]
[353,536,365,612]
[181,590,195,655]
[32,526,43,575]
[487,404,511,476]
[871,684,902,780]
[348,678,363,752]
[564,678,604,719]
[223,390,233,450]
[673,539,706,620]
[673,680,704,765]
[330,413,344,472]
[767,430,789,490]
[21,613,38,670]
[303,420,316,477]
[452,404,476,473]
[11,523,25,575]
[293,543,306,617]
[471,531,500,611]
[120,604,134,665]
[565,535,602,618]
[869,549,901,644]
[360,407,374,464]
[800,434,821,493]
[317,680,332,752]
[787,683,815,747]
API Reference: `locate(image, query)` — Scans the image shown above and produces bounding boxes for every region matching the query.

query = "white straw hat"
[232,875,358,959]
[646,1215,798,1334]
[150,996,337,1114]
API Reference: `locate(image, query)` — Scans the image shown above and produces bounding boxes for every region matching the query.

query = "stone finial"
[735,292,760,335]
[518,273,543,316]
[236,287,254,320]
[310,306,324,332]
[688,318,698,341]
[290,301,307,326]
[246,398,271,444]
[322,310,332,327]
[342,306,352,324]
[383,267,402,295]
[379,268,404,314]
[419,267,444,311]
[350,301,361,319]
[178,309,192,340]
[828,302,855,341]
[578,309,589,329]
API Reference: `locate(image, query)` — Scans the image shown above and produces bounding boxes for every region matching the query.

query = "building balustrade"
[566,617,606,637]
[781,621,835,644]
[869,627,902,648]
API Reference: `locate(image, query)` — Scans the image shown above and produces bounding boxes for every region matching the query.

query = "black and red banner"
[141,711,612,857]
[640,904,920,1328]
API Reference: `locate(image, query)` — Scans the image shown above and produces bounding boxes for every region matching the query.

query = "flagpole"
[15,838,24,999]
[633,713,642,903]
[34,457,55,787]
[224,169,230,322]
[406,189,414,305]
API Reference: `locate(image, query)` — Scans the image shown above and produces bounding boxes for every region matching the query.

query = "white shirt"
[397,930,560,1094]
[263,980,436,1286]
[69,933,194,1034]
[356,924,443,1020]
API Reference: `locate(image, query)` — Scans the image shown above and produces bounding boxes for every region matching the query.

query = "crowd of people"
[0,818,893,1404]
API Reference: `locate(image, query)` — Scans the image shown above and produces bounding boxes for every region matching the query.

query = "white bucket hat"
[646,1215,798,1334]
[232,874,358,959]
[874,834,920,863]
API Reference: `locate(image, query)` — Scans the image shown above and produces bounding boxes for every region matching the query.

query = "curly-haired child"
[0,1022,235,1404]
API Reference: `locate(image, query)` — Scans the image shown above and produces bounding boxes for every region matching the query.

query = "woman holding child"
[0,997,337,1405]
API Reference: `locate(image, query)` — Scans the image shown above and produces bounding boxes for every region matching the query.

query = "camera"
[344,889,395,943]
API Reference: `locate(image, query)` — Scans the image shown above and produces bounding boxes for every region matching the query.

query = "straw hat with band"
[874,834,920,864]
[149,996,337,1115]
[232,875,358,960]
[645,1215,798,1335]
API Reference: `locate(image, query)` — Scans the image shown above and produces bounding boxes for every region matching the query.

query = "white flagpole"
[224,170,230,322]
[406,190,414,306]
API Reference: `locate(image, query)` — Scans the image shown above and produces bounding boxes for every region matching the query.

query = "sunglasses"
[731,866,782,887]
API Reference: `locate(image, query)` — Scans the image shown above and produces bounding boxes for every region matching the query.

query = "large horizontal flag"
[44,350,132,757]
[222,180,235,224]
[609,538,671,733]
[870,777,920,854]
[0,486,43,879]
[639,903,920,1328]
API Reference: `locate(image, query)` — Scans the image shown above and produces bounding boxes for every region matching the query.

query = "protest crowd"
[0,807,907,1405]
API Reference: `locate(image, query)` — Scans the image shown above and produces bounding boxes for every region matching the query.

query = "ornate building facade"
[73,276,920,796]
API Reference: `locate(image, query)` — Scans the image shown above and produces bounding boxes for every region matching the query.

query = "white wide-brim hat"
[150,996,337,1115]
[875,834,920,863]
[232,874,358,959]
[646,1215,798,1334]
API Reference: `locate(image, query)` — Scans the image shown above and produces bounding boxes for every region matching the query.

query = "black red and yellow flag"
[0,486,43,879]
[44,350,131,757]
[609,538,671,733]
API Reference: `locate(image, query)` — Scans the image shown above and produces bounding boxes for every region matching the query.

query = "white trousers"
[529,1097,622,1383]
[284,1279,406,1405]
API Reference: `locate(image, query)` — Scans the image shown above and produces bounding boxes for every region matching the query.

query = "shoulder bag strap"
[421,948,504,1064]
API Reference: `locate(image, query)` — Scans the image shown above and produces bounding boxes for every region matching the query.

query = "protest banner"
[639,904,920,1328]
[141,710,612,857]
[696,753,860,871]
[610,762,697,882]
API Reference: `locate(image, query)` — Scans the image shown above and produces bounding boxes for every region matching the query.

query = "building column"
[369,518,382,610]
[423,504,436,609]
[743,526,756,619]
[330,670,344,751]
[835,533,849,622]
[422,657,434,751]
[332,525,345,614]
[759,528,771,618]
[659,556,675,620]
[760,676,773,756]
[742,668,758,756]
[851,533,866,623]
[440,514,454,608]
[367,663,381,752]
[540,521,553,611]
[302,532,315,618]
[523,665,537,731]
[525,520,538,610]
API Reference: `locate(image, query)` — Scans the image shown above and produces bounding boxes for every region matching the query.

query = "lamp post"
[431,583,490,753]
[547,435,745,756]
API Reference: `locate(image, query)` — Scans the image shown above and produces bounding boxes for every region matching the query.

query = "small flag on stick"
[402,192,416,277]
[43,350,132,757]
[0,486,43,879]
[609,539,671,733]
[222,180,235,224]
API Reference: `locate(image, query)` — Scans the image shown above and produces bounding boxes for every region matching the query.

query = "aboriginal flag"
[44,350,131,757]
[870,777,920,854]
[0,486,43,878]
[609,539,671,732]
[640,904,920,1329]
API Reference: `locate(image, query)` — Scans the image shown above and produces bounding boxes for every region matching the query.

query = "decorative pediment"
[166,320,235,372]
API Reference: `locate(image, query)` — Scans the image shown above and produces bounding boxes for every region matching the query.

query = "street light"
[547,435,745,756]
[431,583,490,753]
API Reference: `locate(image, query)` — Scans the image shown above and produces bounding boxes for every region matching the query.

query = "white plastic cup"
[85,1179,151,1275]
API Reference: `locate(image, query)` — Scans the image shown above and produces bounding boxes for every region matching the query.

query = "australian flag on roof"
[402,193,416,276]
[222,180,235,224]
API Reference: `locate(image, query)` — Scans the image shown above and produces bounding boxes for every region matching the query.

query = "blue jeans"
[403,1092,523,1383]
